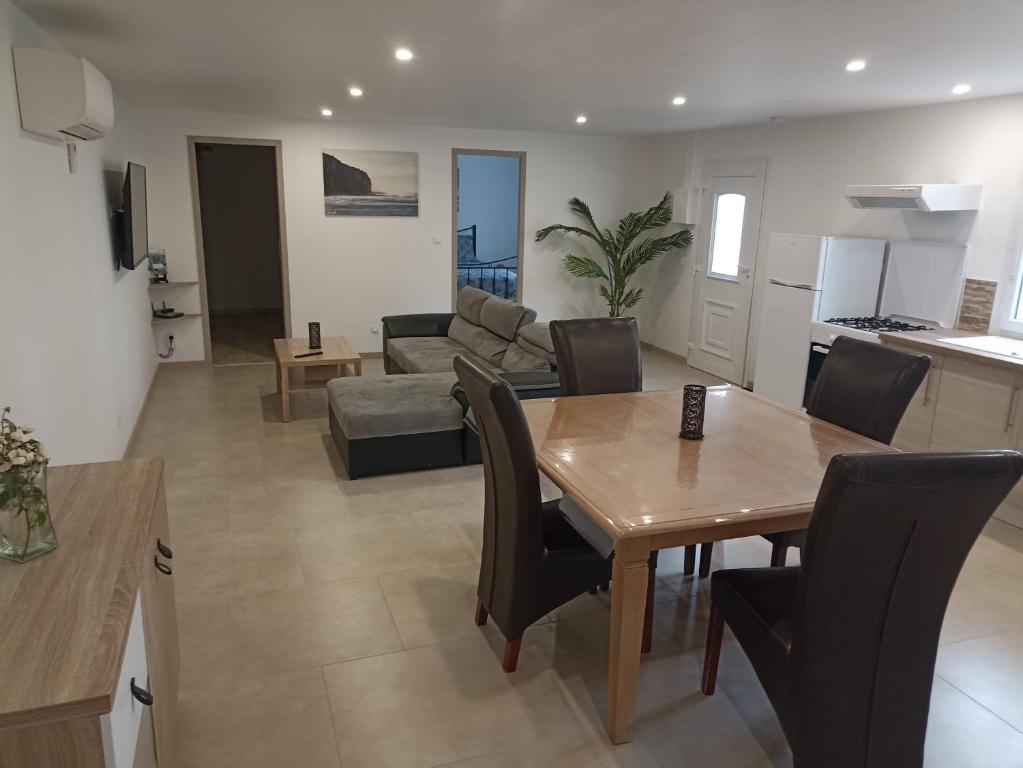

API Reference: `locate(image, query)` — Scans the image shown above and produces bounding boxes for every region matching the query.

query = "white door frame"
[687,156,768,385]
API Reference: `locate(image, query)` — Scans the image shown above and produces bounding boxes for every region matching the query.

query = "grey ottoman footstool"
[327,373,468,479]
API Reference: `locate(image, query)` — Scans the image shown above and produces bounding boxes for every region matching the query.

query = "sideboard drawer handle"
[130,677,153,706]
[157,539,173,559]
[154,556,172,576]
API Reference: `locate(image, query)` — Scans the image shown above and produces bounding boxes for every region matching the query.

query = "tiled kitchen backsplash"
[957,279,998,333]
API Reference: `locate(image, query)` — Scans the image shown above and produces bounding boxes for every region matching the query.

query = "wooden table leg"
[275,359,281,395]
[607,547,650,744]
[354,359,362,376]
[280,363,290,422]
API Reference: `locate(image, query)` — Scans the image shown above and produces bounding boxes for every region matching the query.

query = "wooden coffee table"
[274,337,362,422]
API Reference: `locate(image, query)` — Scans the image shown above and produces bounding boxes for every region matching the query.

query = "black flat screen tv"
[119,161,148,270]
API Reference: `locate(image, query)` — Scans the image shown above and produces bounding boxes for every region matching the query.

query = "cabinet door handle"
[1007,384,1021,433]
[157,539,173,559]
[130,677,154,706]
[154,556,172,576]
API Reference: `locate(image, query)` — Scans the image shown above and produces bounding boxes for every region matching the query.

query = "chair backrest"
[789,450,1023,767]
[453,355,545,636]
[806,335,930,444]
[550,317,642,396]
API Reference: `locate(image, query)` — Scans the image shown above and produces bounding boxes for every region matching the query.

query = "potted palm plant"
[536,191,693,317]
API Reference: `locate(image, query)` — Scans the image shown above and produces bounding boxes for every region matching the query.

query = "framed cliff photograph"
[322,149,419,217]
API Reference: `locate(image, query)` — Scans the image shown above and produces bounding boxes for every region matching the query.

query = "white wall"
[637,94,1023,381]
[0,0,156,465]
[457,153,521,266]
[139,108,650,359]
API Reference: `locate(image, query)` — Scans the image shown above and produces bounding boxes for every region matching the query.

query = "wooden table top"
[274,336,360,365]
[522,386,892,546]
[0,459,164,729]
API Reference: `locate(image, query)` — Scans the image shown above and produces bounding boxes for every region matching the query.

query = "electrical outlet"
[370,324,381,335]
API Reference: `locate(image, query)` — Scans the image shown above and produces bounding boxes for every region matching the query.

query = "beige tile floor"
[129,350,1023,768]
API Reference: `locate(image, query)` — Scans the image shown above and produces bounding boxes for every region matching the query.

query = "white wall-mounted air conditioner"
[845,184,982,212]
[12,47,115,141]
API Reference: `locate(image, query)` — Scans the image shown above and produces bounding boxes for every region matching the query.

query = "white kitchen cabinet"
[891,354,943,451]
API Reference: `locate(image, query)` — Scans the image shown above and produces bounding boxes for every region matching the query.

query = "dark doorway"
[194,142,287,365]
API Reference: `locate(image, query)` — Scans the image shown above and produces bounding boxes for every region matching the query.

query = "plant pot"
[0,462,57,563]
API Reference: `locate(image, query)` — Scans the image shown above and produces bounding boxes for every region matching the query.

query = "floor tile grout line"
[319,665,346,767]
[935,672,1023,736]
[376,575,410,651]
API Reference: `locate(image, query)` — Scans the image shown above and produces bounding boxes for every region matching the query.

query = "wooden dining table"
[520,385,893,744]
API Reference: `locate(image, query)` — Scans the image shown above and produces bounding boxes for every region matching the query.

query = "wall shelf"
[148,281,199,288]
[151,313,201,325]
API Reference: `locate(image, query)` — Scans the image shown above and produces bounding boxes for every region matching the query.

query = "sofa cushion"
[447,315,509,366]
[456,286,491,325]
[388,336,501,374]
[479,295,536,341]
[501,342,551,372]
[388,336,472,374]
[327,373,463,439]
[515,322,557,365]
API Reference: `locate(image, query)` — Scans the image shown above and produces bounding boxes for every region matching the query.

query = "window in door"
[707,192,746,279]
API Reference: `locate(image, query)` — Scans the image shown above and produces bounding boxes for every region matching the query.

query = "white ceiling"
[14,0,1023,134]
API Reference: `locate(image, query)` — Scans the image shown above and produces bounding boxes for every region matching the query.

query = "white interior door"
[687,159,766,384]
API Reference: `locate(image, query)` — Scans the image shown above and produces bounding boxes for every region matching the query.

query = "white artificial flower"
[0,462,9,472]
[11,456,26,465]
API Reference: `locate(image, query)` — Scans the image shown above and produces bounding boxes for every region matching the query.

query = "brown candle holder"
[680,384,706,440]
[308,322,322,350]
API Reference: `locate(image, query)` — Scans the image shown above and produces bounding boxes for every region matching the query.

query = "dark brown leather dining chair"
[763,334,931,566]
[454,355,612,673]
[701,449,1023,768]
[550,316,710,651]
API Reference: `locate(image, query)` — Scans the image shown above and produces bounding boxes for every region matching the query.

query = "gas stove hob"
[824,317,932,333]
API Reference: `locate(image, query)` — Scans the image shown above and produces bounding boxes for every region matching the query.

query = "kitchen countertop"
[879,328,1023,372]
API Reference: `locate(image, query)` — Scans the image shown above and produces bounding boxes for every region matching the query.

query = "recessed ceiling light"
[951,83,972,95]
[320,107,333,117]
[845,59,867,72]
[672,96,687,106]
[575,115,587,124]
[395,48,414,61]
[349,86,363,97]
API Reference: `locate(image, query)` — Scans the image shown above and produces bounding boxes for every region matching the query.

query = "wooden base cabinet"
[886,342,1023,522]
[0,460,179,768]
[892,354,943,451]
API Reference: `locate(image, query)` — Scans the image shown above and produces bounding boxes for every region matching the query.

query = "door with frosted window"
[687,159,766,383]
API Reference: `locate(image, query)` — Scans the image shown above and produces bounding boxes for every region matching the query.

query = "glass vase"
[0,462,57,563]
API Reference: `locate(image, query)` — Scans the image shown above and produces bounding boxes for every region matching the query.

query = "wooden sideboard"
[883,331,1023,528]
[0,459,179,767]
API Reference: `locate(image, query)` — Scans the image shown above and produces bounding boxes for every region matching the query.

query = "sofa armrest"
[450,371,561,418]
[382,313,455,373]
[499,371,561,400]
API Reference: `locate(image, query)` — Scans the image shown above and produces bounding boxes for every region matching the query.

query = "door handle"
[1006,384,1021,433]
[130,677,153,706]
[157,538,173,559]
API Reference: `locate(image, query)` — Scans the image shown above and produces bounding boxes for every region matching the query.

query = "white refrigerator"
[753,234,886,409]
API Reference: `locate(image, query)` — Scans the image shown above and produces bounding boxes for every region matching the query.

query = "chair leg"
[698,542,714,578]
[683,544,697,575]
[474,599,488,626]
[702,601,725,696]
[770,542,788,568]
[502,638,522,673]
[642,551,658,654]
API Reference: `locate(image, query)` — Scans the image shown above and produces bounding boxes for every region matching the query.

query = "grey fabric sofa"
[382,286,555,375]
[327,287,559,478]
